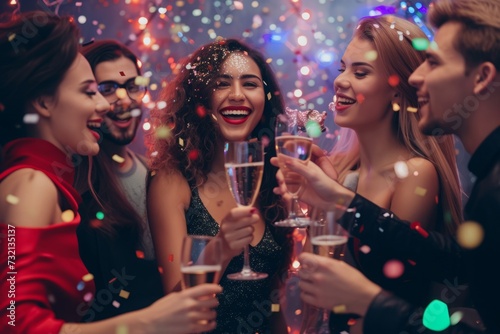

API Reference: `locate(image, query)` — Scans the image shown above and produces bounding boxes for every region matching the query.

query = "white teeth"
[221,110,250,116]
[418,97,429,104]
[337,97,356,104]
[87,122,101,128]
[115,112,132,120]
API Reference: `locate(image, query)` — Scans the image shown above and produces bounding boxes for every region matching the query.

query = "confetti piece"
[457,221,484,249]
[156,101,167,110]
[61,210,75,222]
[119,71,125,76]
[450,311,464,325]
[116,324,129,334]
[188,149,199,161]
[130,108,142,117]
[90,219,103,229]
[77,281,85,291]
[364,50,378,61]
[0,103,4,112]
[155,126,171,139]
[136,250,145,259]
[119,289,130,299]
[388,75,400,87]
[347,318,357,326]
[294,309,302,315]
[115,88,127,99]
[47,294,56,304]
[109,277,117,284]
[423,300,450,331]
[332,304,347,314]
[305,120,322,138]
[407,106,418,113]
[96,211,105,220]
[414,186,427,197]
[383,259,404,279]
[359,245,371,254]
[168,254,174,262]
[82,273,94,282]
[8,33,16,41]
[112,154,125,164]
[23,113,39,124]
[179,138,185,147]
[267,92,272,100]
[6,194,19,205]
[412,38,430,51]
[158,266,164,274]
[356,93,365,104]
[83,292,93,302]
[392,102,400,112]
[394,161,409,179]
[196,105,207,118]
[135,76,150,86]
[112,300,120,308]
[410,222,430,238]
[233,1,244,10]
[271,304,280,312]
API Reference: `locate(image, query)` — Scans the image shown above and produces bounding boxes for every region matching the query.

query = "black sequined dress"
[186,188,284,334]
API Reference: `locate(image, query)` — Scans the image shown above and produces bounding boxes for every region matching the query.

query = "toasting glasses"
[180,235,222,289]
[304,209,352,334]
[274,108,313,227]
[224,140,267,280]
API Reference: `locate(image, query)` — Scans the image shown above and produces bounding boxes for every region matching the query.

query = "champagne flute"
[304,211,349,334]
[224,140,267,280]
[274,108,313,227]
[180,235,222,289]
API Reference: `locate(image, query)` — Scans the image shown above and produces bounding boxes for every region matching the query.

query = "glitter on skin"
[219,51,252,78]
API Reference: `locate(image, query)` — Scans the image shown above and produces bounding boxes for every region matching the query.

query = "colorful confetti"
[61,210,75,222]
[457,221,484,249]
[6,194,19,205]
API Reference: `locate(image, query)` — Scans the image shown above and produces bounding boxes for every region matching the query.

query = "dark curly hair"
[147,38,293,281]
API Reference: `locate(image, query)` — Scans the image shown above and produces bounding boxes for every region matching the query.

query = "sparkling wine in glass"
[224,140,268,280]
[275,109,313,227]
[180,235,222,289]
[304,211,349,334]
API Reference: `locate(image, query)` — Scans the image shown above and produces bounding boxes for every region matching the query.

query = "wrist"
[354,285,382,316]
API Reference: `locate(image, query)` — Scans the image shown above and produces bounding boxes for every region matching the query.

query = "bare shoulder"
[405,157,438,180]
[148,168,191,205]
[0,169,58,227]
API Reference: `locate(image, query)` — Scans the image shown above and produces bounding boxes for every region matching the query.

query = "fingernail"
[249,208,257,215]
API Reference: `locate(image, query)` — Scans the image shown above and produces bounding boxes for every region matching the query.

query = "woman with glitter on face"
[147,39,293,333]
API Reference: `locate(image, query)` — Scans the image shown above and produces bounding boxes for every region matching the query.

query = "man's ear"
[473,62,497,95]
[30,96,52,118]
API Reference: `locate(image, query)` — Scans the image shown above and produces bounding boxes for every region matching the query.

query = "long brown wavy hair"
[331,16,463,236]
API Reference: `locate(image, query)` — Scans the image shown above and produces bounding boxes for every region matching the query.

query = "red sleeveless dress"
[0,138,95,334]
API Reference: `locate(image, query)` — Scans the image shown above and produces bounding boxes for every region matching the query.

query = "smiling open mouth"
[220,109,250,119]
[107,111,132,122]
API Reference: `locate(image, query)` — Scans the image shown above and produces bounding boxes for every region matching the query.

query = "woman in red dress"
[0,11,221,334]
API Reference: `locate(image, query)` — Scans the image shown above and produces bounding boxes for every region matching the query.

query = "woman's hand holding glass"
[223,140,267,280]
[218,206,260,263]
[274,108,314,227]
[270,156,354,215]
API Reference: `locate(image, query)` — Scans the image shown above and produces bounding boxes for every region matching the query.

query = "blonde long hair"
[330,16,462,236]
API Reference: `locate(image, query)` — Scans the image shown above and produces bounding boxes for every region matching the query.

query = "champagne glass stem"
[241,245,252,274]
[289,196,300,219]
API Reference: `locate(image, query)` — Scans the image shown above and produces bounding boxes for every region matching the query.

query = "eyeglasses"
[97,77,147,103]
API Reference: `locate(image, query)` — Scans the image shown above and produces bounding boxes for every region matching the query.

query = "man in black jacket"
[272,0,500,332]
